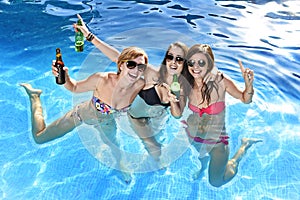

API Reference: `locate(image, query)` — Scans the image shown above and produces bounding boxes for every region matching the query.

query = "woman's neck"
[194,77,203,89]
[166,72,180,85]
[116,75,135,91]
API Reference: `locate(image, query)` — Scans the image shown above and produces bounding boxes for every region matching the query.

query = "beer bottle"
[55,48,66,85]
[75,19,84,52]
[170,74,180,99]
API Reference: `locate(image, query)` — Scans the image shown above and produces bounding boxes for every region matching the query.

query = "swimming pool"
[1,0,299,199]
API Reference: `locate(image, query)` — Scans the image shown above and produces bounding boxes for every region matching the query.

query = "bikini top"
[128,93,168,118]
[138,86,170,107]
[188,101,225,117]
[92,96,130,114]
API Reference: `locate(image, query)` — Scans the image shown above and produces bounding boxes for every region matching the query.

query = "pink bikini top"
[188,101,225,117]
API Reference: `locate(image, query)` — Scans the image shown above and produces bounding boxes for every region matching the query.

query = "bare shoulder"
[88,72,117,86]
[144,64,159,82]
[99,72,118,82]
[135,78,146,90]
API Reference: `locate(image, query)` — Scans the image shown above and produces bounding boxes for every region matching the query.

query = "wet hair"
[158,41,188,83]
[182,44,220,105]
[117,46,148,74]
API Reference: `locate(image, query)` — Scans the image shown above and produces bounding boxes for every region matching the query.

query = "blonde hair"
[117,46,148,74]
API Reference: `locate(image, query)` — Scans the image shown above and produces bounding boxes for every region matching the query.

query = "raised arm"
[74,14,120,62]
[224,60,254,104]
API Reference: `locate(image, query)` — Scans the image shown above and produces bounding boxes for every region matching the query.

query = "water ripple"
[220,4,246,9]
[228,45,273,51]
[167,4,189,11]
[172,14,205,26]
[266,11,300,20]
[122,0,171,5]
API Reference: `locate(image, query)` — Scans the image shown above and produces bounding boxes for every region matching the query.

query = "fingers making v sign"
[239,60,254,88]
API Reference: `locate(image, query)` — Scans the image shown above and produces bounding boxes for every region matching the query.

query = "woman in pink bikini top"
[175,44,260,187]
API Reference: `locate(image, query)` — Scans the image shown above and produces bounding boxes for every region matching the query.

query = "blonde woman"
[21,46,148,183]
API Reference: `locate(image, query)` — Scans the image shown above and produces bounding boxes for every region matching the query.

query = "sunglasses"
[187,59,206,67]
[124,60,147,72]
[165,54,184,64]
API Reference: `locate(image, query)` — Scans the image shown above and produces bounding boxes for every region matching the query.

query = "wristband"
[86,32,95,42]
[247,90,254,95]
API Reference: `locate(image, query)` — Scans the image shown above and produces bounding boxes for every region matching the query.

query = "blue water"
[1,0,300,199]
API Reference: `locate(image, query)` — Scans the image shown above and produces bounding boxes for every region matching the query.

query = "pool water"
[1,0,299,199]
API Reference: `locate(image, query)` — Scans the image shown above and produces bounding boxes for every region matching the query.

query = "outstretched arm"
[224,60,254,104]
[74,14,120,62]
[52,61,100,93]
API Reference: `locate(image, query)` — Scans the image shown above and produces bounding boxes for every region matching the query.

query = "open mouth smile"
[128,73,138,79]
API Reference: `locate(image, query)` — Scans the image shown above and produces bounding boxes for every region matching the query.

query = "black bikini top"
[138,86,170,107]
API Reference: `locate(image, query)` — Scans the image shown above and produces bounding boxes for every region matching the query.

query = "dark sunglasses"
[165,54,184,63]
[187,59,206,67]
[124,60,147,72]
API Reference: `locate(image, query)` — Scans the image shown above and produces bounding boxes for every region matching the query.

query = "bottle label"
[171,82,180,98]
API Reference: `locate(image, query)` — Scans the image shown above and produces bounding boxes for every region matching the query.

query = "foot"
[192,156,209,180]
[241,138,262,151]
[158,156,169,171]
[119,162,132,184]
[20,83,42,96]
[192,170,202,180]
[121,171,132,184]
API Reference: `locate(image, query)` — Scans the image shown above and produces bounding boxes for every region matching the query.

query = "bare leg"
[208,138,262,187]
[21,83,79,144]
[128,116,162,162]
[95,121,133,184]
[192,155,210,180]
[141,137,162,162]
[189,137,210,180]
[223,138,262,182]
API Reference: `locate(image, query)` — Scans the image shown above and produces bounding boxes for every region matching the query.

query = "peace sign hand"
[239,60,254,87]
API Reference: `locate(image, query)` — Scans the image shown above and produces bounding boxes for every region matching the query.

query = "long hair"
[158,42,188,83]
[117,46,148,74]
[182,44,220,105]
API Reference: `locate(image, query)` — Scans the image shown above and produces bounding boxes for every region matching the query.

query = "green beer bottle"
[170,74,180,99]
[75,19,84,52]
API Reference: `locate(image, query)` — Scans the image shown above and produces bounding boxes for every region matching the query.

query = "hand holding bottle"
[161,83,179,103]
[53,48,66,84]
[74,17,84,52]
[73,14,90,38]
[52,62,69,79]
[170,74,181,99]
